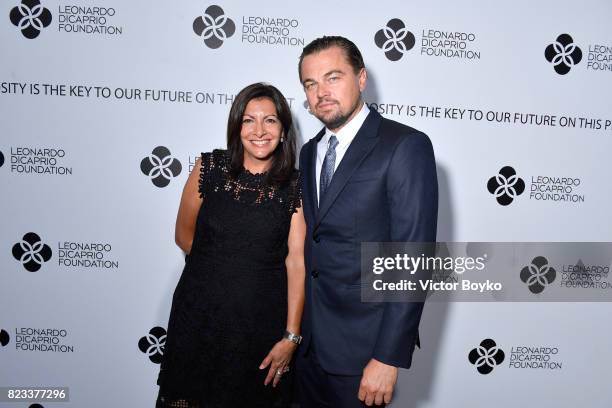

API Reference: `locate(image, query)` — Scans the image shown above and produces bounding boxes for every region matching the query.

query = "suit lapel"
[308,129,325,219]
[315,110,382,227]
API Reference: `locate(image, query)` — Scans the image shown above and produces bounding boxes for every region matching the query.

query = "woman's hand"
[259,339,298,387]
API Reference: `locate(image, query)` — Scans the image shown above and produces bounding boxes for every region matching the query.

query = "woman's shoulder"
[200,149,229,172]
[201,148,229,162]
[289,168,301,184]
[277,168,301,190]
[198,149,228,197]
[286,168,302,214]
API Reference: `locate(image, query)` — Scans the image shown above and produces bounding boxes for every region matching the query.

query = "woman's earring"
[280,136,284,142]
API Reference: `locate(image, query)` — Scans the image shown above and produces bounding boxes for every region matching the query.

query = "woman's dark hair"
[226,82,296,186]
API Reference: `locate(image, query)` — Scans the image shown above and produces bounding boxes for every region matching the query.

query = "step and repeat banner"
[1,0,611,407]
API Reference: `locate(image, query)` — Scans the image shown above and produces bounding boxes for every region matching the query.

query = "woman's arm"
[175,157,203,254]
[285,204,306,335]
[260,202,306,387]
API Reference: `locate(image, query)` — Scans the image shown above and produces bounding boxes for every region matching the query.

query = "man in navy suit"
[295,36,438,407]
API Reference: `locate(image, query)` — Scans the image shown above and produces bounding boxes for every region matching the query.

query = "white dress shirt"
[316,102,370,205]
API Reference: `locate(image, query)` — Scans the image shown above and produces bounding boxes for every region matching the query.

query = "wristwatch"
[283,330,302,345]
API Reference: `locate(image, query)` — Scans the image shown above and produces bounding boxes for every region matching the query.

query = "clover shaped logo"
[487,166,525,206]
[12,232,52,272]
[0,329,9,347]
[545,34,582,75]
[140,146,182,188]
[138,326,166,364]
[520,256,556,294]
[193,5,235,49]
[374,19,415,61]
[10,0,52,39]
[468,338,505,374]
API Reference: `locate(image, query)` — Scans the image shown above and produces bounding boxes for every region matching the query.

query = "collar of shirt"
[321,102,370,150]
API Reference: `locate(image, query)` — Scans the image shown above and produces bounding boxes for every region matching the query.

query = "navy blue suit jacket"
[298,109,438,375]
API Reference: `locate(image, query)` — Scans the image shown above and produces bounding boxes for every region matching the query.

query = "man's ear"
[359,68,367,92]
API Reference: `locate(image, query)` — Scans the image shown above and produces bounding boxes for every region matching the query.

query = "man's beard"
[316,99,361,130]
[321,111,350,130]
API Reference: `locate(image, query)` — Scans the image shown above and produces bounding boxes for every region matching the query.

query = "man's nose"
[317,82,330,99]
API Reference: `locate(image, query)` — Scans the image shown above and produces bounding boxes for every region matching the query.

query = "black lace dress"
[156,149,301,408]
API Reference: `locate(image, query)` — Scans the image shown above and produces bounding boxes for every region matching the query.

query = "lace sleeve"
[288,170,303,214]
[198,152,213,199]
[199,149,229,199]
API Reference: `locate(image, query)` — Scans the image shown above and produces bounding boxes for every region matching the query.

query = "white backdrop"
[2,0,612,407]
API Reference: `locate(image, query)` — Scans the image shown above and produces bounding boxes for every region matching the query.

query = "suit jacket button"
[313,236,320,243]
[311,270,319,278]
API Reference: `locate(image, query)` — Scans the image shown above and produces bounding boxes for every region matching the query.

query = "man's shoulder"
[378,116,432,150]
[298,132,320,166]
[302,128,325,151]
[379,115,424,137]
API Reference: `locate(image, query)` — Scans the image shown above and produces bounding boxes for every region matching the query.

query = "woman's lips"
[250,140,272,146]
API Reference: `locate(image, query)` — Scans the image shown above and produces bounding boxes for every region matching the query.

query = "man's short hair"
[298,36,365,82]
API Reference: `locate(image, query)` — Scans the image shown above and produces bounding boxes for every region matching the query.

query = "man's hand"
[358,358,398,406]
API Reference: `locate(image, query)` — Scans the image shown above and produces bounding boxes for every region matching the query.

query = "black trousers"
[295,342,386,408]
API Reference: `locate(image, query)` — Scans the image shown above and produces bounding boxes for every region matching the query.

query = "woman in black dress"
[156,83,305,407]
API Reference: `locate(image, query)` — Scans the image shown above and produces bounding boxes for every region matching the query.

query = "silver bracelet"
[283,330,302,345]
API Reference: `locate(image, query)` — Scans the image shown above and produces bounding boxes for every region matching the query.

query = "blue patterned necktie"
[319,134,339,203]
